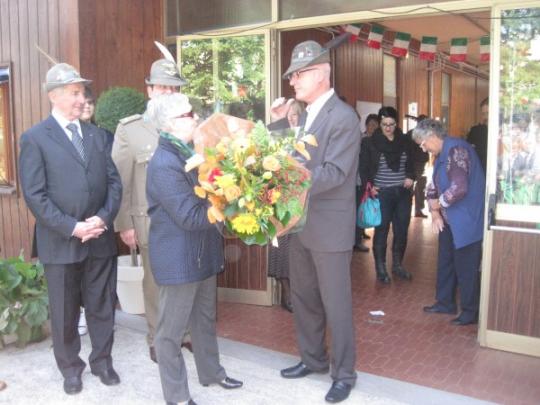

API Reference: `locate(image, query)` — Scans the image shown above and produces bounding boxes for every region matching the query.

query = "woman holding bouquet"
[359,106,416,284]
[145,93,242,405]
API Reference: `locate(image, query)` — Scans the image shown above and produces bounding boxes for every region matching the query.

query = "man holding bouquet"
[271,40,361,403]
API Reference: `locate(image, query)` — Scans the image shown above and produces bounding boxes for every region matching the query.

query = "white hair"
[145,93,192,131]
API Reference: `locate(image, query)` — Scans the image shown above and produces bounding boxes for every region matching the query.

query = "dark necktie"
[66,123,86,161]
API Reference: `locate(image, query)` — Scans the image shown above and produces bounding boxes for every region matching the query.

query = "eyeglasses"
[174,111,194,119]
[381,122,396,128]
[288,67,318,80]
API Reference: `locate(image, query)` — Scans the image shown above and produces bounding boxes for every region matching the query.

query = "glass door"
[488,7,540,232]
[480,3,540,357]
[177,30,275,305]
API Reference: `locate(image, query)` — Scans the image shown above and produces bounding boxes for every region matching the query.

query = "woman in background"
[413,119,485,326]
[359,107,415,284]
[355,114,379,252]
[267,100,305,312]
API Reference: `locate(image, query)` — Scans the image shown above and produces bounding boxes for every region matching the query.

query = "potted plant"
[0,254,49,348]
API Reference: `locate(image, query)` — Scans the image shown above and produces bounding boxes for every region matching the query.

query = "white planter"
[117,255,145,315]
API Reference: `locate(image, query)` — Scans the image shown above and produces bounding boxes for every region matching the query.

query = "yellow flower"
[224,185,242,202]
[262,171,272,180]
[301,134,318,147]
[231,137,251,153]
[262,155,281,172]
[270,190,281,204]
[245,201,255,211]
[194,186,207,199]
[208,205,225,222]
[216,142,228,155]
[214,174,236,189]
[231,213,260,234]
[295,141,311,161]
[244,155,257,167]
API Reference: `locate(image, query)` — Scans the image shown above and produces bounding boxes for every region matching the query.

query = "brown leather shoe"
[149,346,157,363]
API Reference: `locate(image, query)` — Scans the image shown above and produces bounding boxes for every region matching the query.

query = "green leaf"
[24,298,49,327]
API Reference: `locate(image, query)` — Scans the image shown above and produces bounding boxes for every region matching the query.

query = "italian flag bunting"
[419,36,438,62]
[450,37,468,62]
[480,35,490,62]
[343,23,362,42]
[391,32,411,57]
[367,25,385,49]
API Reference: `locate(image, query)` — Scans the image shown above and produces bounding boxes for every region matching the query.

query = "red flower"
[208,167,223,183]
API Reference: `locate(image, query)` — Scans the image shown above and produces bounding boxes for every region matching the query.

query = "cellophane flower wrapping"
[189,113,313,246]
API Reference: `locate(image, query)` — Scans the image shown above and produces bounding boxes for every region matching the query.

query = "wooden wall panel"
[0,0,164,259]
[0,0,77,259]
[450,71,477,137]
[488,228,540,338]
[398,54,429,123]
[79,0,163,96]
[217,239,267,291]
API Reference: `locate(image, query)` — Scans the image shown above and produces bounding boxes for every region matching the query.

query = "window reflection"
[180,35,266,122]
[497,8,540,208]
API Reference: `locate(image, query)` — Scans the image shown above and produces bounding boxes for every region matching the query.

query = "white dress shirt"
[304,88,335,132]
[51,109,82,141]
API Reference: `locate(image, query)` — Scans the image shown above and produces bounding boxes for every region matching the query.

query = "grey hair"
[412,118,447,142]
[144,93,192,131]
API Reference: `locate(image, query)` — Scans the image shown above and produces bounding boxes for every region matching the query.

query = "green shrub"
[0,254,48,347]
[95,87,146,134]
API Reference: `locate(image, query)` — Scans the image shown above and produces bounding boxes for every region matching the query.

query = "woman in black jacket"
[359,107,415,284]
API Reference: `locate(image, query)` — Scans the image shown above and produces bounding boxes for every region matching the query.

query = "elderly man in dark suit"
[272,41,361,403]
[19,63,122,395]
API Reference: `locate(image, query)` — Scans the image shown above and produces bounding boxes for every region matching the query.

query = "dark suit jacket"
[19,115,122,265]
[146,137,224,285]
[298,93,361,252]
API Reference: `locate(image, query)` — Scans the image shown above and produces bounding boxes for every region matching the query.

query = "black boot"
[373,247,390,284]
[392,249,412,280]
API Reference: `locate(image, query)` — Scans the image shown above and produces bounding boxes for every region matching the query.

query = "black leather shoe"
[423,304,457,314]
[92,368,120,386]
[392,266,412,280]
[149,346,158,363]
[181,341,193,353]
[451,316,478,326]
[376,271,391,284]
[280,362,328,379]
[281,300,293,313]
[63,376,82,395]
[353,243,369,252]
[202,376,243,389]
[325,381,352,403]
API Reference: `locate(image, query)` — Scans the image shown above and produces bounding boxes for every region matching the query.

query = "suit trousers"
[436,226,482,321]
[140,245,159,346]
[289,235,357,385]
[44,256,117,378]
[155,275,226,403]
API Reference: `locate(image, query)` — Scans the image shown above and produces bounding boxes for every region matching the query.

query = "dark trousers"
[414,175,427,214]
[44,256,117,378]
[436,226,482,321]
[288,235,357,385]
[373,186,412,261]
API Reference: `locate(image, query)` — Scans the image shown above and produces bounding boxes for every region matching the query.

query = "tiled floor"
[216,217,540,405]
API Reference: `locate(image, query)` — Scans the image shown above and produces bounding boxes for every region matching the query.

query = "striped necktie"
[66,123,86,161]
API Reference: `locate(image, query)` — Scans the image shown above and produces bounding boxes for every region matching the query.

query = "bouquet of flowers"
[186,113,316,246]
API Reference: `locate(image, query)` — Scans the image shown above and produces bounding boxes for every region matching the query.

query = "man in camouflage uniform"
[111,59,187,363]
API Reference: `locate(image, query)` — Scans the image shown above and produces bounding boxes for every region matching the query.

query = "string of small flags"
[340,23,490,63]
